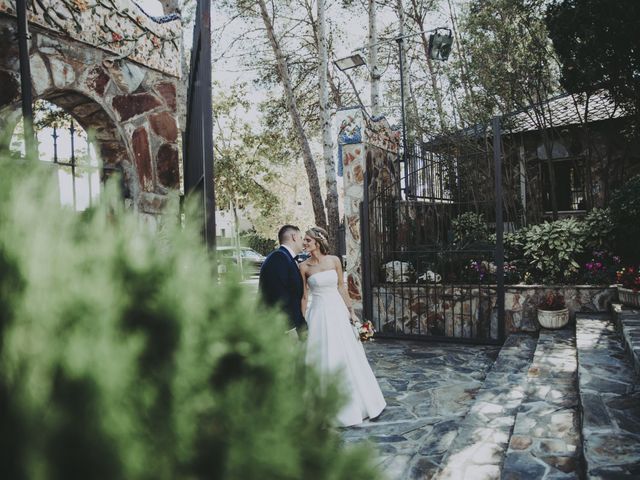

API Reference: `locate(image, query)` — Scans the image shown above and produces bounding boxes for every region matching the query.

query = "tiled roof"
[503,90,628,134]
[425,91,630,148]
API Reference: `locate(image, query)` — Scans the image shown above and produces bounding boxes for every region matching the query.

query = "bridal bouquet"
[352,319,375,342]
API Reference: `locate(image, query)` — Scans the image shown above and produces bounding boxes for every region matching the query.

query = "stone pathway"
[347,320,640,479]
[343,340,500,479]
[576,314,640,478]
[434,334,537,480]
[615,305,640,375]
[502,329,581,479]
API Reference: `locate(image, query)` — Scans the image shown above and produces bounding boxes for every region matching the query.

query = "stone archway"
[0,0,182,219]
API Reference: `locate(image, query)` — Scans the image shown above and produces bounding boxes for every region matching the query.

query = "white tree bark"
[317,0,341,252]
[257,0,328,230]
[368,0,381,117]
[397,0,415,143]
[407,0,447,131]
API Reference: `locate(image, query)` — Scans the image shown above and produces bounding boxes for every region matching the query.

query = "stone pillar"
[339,108,366,316]
[338,108,400,318]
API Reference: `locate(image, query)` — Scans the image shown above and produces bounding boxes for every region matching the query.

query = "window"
[541,158,586,212]
[403,149,455,203]
[11,100,103,212]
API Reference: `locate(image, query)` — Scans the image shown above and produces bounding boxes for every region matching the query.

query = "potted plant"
[537,291,569,329]
[616,266,640,308]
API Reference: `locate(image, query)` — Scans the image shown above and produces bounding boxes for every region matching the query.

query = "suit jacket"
[258,246,307,333]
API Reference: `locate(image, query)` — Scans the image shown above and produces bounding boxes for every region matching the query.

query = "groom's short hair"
[278,224,300,244]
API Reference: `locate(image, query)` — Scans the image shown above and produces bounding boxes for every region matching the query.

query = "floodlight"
[428,31,453,61]
[334,54,366,72]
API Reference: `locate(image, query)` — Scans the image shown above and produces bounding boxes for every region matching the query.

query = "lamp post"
[334,28,453,159]
[396,36,408,164]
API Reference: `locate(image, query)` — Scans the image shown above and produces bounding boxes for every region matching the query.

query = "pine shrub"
[0,156,380,480]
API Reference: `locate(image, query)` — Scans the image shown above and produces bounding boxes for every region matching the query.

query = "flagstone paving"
[342,340,501,479]
[435,334,537,479]
[577,314,640,478]
[501,329,581,480]
[349,319,640,480]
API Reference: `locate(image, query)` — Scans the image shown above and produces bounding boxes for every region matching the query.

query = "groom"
[258,225,307,339]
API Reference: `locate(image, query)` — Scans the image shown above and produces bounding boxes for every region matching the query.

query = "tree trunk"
[446,0,477,122]
[368,0,381,117]
[317,0,341,253]
[397,0,422,142]
[232,199,244,279]
[257,0,328,230]
[410,7,447,131]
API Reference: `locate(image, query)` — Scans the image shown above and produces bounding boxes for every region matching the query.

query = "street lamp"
[428,29,453,61]
[334,54,366,72]
[333,53,369,113]
[334,27,452,156]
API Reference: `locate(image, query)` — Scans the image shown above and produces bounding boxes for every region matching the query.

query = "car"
[216,246,266,277]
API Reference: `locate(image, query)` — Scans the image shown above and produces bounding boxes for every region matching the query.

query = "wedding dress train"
[305,269,386,427]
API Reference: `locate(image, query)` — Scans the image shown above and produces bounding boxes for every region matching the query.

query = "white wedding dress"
[305,269,386,427]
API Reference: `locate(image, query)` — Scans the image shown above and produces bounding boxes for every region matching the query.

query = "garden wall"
[373,284,617,337]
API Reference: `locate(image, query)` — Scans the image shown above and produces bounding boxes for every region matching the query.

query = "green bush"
[579,207,614,251]
[0,157,380,480]
[242,230,277,256]
[610,175,640,263]
[451,212,491,248]
[522,218,584,284]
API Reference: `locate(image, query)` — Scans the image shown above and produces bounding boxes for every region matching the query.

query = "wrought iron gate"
[362,118,506,345]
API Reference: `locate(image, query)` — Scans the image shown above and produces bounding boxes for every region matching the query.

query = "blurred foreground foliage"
[0,156,380,480]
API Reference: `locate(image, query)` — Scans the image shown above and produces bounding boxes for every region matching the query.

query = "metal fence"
[362,119,505,345]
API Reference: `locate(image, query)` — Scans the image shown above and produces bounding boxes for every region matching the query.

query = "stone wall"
[339,108,400,317]
[372,284,617,338]
[0,11,180,221]
[0,0,180,76]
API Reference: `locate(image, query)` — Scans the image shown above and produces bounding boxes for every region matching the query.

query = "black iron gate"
[362,118,505,345]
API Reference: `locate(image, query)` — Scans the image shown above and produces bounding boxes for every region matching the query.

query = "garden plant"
[0,155,380,480]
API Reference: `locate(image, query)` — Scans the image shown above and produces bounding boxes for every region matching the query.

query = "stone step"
[502,328,581,479]
[613,304,640,375]
[576,314,640,478]
[433,334,538,479]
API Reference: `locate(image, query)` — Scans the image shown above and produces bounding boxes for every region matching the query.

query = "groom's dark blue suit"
[258,246,307,335]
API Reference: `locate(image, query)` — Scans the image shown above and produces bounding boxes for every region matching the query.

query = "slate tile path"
[435,334,537,479]
[577,314,640,478]
[348,319,640,480]
[501,329,581,479]
[342,340,500,479]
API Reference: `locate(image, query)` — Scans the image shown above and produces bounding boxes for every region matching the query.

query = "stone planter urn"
[537,307,570,329]
[618,287,640,308]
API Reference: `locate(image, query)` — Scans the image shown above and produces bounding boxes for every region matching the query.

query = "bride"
[299,226,386,427]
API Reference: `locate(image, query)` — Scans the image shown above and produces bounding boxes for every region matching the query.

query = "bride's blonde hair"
[306,226,330,255]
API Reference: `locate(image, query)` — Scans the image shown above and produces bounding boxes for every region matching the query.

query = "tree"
[451,0,564,217]
[212,82,286,255]
[317,0,341,252]
[216,0,352,250]
[0,153,382,479]
[546,0,640,124]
